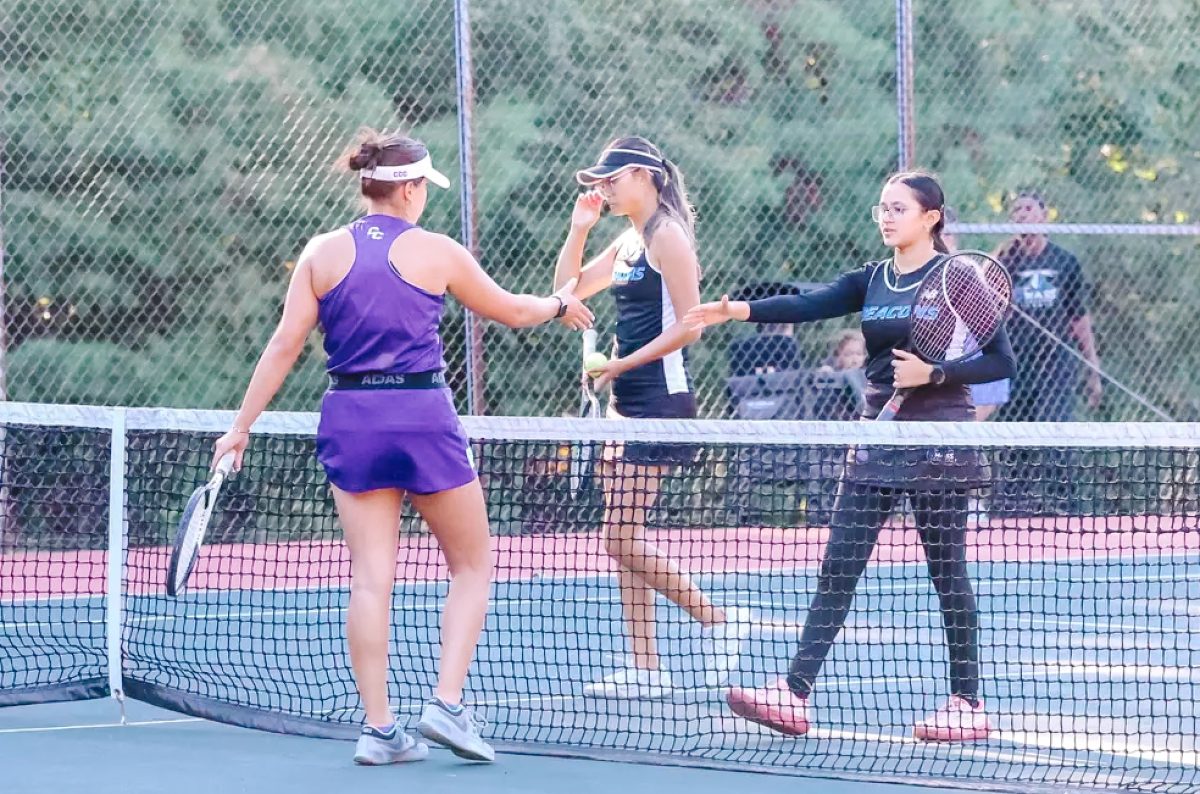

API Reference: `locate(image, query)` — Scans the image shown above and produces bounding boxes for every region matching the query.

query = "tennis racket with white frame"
[569,329,602,495]
[166,453,236,596]
[877,250,1013,421]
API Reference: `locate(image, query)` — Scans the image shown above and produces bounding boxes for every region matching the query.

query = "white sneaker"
[352,724,429,765]
[583,667,674,699]
[416,699,495,762]
[700,606,753,687]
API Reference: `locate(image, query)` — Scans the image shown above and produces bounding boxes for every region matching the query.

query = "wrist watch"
[553,296,568,318]
[929,365,947,386]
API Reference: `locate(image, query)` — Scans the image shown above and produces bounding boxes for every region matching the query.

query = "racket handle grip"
[582,328,598,357]
[875,388,912,422]
[214,453,236,477]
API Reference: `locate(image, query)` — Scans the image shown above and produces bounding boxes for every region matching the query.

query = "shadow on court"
[0,699,981,794]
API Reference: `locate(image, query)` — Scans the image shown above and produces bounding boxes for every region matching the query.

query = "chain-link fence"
[918,1,1200,422]
[2,0,1198,420]
[1,0,463,409]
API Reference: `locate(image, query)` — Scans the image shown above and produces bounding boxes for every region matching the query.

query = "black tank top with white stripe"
[609,231,692,405]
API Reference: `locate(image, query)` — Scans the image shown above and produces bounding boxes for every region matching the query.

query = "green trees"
[3,0,1195,417]
[4,0,455,408]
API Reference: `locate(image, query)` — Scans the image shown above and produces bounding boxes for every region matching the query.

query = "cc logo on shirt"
[367,226,384,240]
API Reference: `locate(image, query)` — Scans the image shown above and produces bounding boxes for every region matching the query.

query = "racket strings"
[911,254,1012,362]
[948,259,1009,329]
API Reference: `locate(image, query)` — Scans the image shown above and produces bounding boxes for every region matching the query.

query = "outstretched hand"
[683,294,741,332]
[553,277,594,331]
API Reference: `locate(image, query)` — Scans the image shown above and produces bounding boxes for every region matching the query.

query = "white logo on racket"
[367,226,384,240]
[922,288,939,302]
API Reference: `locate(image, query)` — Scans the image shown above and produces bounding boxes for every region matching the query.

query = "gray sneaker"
[353,724,429,766]
[416,699,495,762]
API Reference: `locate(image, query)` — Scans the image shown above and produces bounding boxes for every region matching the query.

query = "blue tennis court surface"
[5,551,1198,792]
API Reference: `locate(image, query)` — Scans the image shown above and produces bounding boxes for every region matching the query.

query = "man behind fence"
[994,189,1102,421]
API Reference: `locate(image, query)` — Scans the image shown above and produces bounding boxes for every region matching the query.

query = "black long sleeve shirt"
[747,257,1017,419]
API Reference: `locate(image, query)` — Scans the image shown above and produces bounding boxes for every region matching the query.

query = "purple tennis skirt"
[316,389,476,494]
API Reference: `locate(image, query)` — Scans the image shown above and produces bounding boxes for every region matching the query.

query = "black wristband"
[553,295,567,318]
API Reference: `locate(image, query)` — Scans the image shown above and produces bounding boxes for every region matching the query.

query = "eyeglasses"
[595,169,637,194]
[871,203,912,223]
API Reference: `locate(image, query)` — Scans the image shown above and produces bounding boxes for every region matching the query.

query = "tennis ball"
[583,351,609,373]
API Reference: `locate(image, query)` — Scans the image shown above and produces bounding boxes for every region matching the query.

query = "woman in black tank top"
[686,171,1016,742]
[551,137,754,699]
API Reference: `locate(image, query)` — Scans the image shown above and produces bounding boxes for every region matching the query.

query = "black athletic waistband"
[327,370,447,391]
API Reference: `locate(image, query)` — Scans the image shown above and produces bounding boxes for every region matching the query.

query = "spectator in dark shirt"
[995,190,1102,420]
[803,329,867,419]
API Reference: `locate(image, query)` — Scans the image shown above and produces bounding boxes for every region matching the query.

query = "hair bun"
[348,142,381,172]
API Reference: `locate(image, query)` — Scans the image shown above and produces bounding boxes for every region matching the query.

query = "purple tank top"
[318,214,446,375]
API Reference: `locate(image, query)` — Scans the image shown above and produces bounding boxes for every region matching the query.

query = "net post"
[106,407,127,722]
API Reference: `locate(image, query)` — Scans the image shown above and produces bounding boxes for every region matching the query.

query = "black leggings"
[786,483,980,700]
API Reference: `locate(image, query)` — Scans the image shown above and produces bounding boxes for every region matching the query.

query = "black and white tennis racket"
[876,250,1013,421]
[166,453,235,596]
[569,329,602,495]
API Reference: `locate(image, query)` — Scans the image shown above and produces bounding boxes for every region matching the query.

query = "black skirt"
[848,384,990,490]
[607,391,700,466]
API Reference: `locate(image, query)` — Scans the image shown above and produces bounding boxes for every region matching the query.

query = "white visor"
[361,154,450,189]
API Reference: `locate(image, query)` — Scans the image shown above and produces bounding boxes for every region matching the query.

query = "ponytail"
[646,157,696,246]
[932,218,950,254]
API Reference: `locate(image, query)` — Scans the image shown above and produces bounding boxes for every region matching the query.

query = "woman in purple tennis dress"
[211,130,591,766]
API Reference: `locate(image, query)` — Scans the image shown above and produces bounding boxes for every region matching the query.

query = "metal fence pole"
[0,144,8,402]
[453,0,486,415]
[0,147,9,549]
[896,0,916,169]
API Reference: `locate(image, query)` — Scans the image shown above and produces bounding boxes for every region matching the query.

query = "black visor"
[575,148,665,185]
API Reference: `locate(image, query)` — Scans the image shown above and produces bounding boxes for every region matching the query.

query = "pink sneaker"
[725,679,810,736]
[913,696,991,742]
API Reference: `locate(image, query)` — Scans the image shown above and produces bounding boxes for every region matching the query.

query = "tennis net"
[1,401,1197,793]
